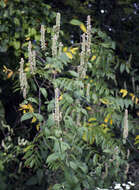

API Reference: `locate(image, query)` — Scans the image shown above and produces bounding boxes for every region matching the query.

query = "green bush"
[0,12,138,190]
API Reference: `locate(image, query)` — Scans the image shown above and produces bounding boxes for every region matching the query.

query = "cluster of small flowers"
[40,25,46,50]
[123,109,128,144]
[96,181,135,190]
[28,41,36,74]
[53,88,62,126]
[52,13,63,57]
[78,16,92,79]
[19,58,28,99]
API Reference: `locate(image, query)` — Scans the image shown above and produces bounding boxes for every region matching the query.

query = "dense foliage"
[0,0,139,190]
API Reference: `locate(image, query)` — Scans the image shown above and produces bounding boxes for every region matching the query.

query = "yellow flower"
[120,89,128,98]
[90,80,93,83]
[80,23,87,33]
[91,55,96,61]
[85,75,89,79]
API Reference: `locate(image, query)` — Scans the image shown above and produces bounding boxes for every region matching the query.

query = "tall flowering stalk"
[19,58,28,99]
[54,88,62,126]
[28,41,36,74]
[40,25,46,50]
[52,13,61,57]
[86,15,91,57]
[123,109,128,144]
[78,16,92,79]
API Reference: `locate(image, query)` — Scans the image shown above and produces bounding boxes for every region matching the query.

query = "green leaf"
[69,161,78,170]
[40,87,47,99]
[27,97,38,104]
[70,19,82,26]
[46,153,59,163]
[21,113,33,122]
[26,176,38,185]
[33,113,43,122]
[120,64,125,73]
[68,70,79,77]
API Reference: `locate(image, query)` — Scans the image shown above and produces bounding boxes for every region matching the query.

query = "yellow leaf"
[66,52,73,59]
[100,123,107,128]
[7,70,13,79]
[120,89,128,98]
[24,66,30,72]
[88,117,97,122]
[90,80,93,83]
[70,47,78,54]
[19,104,29,110]
[110,119,113,125]
[31,117,37,123]
[80,23,87,33]
[63,47,68,52]
[104,117,108,123]
[86,106,92,110]
[129,93,135,101]
[85,75,89,79]
[3,65,8,73]
[82,128,95,144]
[58,95,63,101]
[26,37,30,41]
[135,97,138,104]
[103,127,109,134]
[36,123,40,131]
[100,98,109,105]
[23,110,26,114]
[135,135,139,140]
[91,55,96,61]
[23,145,33,152]
[27,104,34,113]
